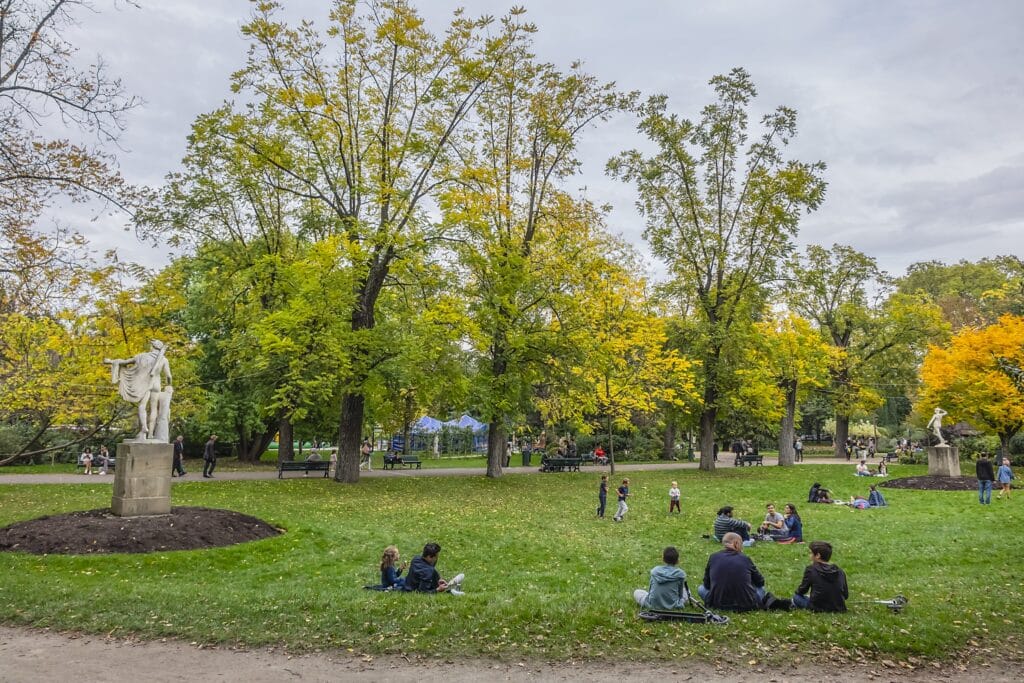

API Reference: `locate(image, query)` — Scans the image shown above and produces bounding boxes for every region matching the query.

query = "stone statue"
[104,340,173,442]
[926,407,948,447]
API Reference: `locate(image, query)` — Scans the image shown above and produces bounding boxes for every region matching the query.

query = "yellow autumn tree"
[918,314,1024,455]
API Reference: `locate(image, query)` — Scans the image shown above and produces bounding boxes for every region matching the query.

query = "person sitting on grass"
[758,503,785,538]
[855,459,871,476]
[867,484,888,507]
[876,461,888,476]
[404,542,464,594]
[808,483,833,504]
[380,545,407,590]
[713,506,754,545]
[698,532,767,612]
[778,503,803,543]
[633,546,689,610]
[792,540,848,612]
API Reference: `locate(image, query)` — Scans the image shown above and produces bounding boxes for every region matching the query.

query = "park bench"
[277,460,331,478]
[76,456,115,472]
[734,453,763,467]
[540,457,582,472]
[383,454,422,470]
[884,452,899,462]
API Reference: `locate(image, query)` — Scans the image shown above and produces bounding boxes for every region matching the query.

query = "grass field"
[0,464,1021,665]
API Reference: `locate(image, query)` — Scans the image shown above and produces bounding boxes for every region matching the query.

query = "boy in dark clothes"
[404,542,464,594]
[792,540,848,612]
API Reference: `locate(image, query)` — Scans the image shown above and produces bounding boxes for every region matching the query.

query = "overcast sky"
[62,0,1024,277]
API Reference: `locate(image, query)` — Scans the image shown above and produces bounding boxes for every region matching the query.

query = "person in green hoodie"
[792,540,848,612]
[633,546,689,609]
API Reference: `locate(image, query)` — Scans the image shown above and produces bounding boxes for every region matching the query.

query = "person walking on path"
[172,435,187,477]
[997,458,1014,500]
[613,478,630,522]
[202,434,218,478]
[976,453,995,504]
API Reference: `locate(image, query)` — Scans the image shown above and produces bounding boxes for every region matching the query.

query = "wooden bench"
[278,460,331,478]
[76,457,115,472]
[734,454,763,467]
[540,457,582,472]
[383,455,422,470]
[884,452,899,462]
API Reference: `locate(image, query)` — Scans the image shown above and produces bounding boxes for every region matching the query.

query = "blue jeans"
[979,479,993,504]
[792,593,811,609]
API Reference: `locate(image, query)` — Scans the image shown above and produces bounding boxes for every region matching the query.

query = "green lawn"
[0,464,1021,665]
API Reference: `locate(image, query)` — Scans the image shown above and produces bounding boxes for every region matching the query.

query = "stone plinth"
[112,441,172,516]
[927,445,961,477]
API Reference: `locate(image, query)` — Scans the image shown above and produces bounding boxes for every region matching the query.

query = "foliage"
[440,23,634,476]
[1,465,1022,664]
[898,256,1024,330]
[0,0,138,246]
[609,68,827,471]
[918,314,1024,455]
[788,244,947,457]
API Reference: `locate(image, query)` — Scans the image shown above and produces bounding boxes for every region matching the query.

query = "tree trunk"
[662,421,676,461]
[999,431,1012,458]
[777,379,797,466]
[607,414,616,476]
[235,421,250,462]
[245,423,278,462]
[402,392,414,456]
[834,413,850,459]
[698,400,719,472]
[336,392,364,483]
[278,416,294,463]
[486,420,505,478]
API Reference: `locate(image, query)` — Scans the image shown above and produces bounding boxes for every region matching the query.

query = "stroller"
[638,581,730,624]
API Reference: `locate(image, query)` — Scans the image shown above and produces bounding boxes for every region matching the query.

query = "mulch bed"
[880,475,979,491]
[0,506,280,555]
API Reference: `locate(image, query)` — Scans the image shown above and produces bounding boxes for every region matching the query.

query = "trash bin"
[522,449,531,467]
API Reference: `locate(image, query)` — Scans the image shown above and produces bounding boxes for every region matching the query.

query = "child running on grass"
[613,478,630,522]
[597,474,608,518]
[669,481,681,514]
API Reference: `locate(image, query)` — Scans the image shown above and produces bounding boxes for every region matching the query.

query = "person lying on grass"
[698,532,768,612]
[404,542,464,594]
[792,540,848,612]
[633,546,689,610]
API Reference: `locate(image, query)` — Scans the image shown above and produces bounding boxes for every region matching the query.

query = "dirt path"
[0,626,1020,683]
[0,457,854,486]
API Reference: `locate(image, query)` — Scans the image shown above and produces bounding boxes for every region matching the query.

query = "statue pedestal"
[927,445,961,477]
[112,442,172,516]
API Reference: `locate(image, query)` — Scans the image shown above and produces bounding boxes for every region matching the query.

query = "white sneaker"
[449,573,465,587]
[449,588,465,596]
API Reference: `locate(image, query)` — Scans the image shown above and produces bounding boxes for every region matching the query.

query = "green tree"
[608,68,826,471]
[789,244,947,458]
[898,256,1024,330]
[441,22,632,477]
[217,0,529,482]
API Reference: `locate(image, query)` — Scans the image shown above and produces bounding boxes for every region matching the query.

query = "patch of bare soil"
[0,506,280,555]
[881,475,978,491]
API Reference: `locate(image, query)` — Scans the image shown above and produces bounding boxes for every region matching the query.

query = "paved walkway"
[0,457,854,485]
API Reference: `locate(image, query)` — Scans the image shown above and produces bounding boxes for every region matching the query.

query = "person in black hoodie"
[404,542,464,594]
[792,540,848,612]
[976,452,995,505]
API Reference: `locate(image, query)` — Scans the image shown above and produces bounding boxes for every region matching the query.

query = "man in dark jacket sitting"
[404,542,464,594]
[697,533,767,611]
[792,540,848,612]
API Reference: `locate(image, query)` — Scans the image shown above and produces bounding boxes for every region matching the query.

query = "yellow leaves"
[918,314,1024,435]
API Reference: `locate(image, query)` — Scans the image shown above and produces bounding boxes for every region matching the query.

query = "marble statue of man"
[926,407,948,447]
[104,340,173,441]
